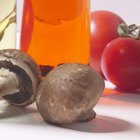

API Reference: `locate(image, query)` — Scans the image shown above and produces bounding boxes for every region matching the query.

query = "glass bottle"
[0,0,16,49]
[20,0,90,74]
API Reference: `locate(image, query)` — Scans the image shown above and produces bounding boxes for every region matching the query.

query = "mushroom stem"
[79,109,96,122]
[0,68,19,97]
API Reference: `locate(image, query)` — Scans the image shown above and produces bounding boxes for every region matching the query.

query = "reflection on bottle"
[21,0,90,69]
[0,4,16,41]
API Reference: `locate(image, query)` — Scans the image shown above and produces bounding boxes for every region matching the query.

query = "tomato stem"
[118,23,140,40]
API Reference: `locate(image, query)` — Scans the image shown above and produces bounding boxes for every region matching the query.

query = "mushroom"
[36,63,105,125]
[0,49,42,107]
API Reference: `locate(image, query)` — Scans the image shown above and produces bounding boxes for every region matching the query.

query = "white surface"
[0,84,140,140]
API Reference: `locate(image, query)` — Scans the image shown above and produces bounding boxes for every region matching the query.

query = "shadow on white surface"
[0,101,135,133]
[0,93,139,134]
[61,115,134,133]
[0,104,37,119]
[0,101,43,125]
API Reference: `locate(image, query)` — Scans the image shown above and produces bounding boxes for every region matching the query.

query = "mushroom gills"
[0,49,42,107]
[0,60,34,105]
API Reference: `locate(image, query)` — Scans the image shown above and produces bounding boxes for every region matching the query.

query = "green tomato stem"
[118,23,140,40]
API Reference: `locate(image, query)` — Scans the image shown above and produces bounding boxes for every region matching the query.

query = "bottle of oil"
[20,0,90,75]
[0,0,16,49]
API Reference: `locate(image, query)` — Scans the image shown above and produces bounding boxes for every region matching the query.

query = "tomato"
[101,37,140,90]
[90,10,125,75]
[20,0,34,52]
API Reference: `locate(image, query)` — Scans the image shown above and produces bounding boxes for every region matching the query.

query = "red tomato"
[90,10,125,75]
[21,0,34,52]
[101,37,140,90]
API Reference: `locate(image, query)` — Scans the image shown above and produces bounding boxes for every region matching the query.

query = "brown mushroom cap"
[0,49,42,106]
[36,63,105,124]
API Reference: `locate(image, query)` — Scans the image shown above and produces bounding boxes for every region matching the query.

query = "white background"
[91,0,140,25]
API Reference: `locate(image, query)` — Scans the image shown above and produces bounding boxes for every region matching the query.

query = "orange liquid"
[21,0,90,67]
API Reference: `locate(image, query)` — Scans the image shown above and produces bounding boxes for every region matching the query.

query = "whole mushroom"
[0,49,42,107]
[36,63,105,125]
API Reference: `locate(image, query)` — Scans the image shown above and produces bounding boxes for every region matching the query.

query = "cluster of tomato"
[90,10,140,91]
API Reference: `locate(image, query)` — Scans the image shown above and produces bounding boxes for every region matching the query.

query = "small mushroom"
[36,63,105,125]
[0,49,42,107]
